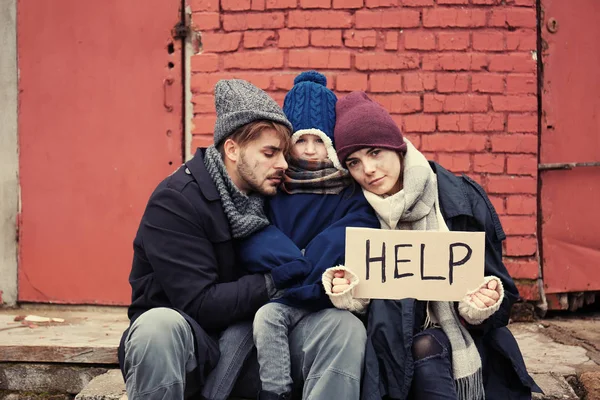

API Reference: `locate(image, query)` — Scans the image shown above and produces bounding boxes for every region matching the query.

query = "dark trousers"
[411,328,458,400]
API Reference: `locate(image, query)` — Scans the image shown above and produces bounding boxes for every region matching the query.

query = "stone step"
[75,370,125,400]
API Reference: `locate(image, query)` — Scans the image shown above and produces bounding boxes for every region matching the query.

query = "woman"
[321,91,540,400]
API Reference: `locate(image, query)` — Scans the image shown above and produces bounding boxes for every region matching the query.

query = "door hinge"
[172,20,188,40]
[538,161,600,171]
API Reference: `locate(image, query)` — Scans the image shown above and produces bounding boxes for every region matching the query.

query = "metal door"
[18,1,184,304]
[540,0,600,297]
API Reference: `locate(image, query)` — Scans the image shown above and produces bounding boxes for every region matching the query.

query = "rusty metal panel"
[540,0,600,294]
[18,1,183,304]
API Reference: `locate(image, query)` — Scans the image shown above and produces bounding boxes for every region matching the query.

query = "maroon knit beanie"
[334,91,407,165]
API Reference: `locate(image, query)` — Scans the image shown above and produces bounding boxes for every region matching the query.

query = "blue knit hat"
[282,71,343,169]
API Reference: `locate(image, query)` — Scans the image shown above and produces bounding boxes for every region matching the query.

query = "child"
[236,72,379,400]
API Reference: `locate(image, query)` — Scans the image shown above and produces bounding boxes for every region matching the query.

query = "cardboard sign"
[345,228,485,301]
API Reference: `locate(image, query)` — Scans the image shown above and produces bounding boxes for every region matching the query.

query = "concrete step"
[75,370,125,400]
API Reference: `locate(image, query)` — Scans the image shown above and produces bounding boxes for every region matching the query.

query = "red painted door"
[18,1,184,304]
[540,0,600,295]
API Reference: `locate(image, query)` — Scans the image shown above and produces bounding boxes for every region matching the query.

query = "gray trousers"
[123,307,366,400]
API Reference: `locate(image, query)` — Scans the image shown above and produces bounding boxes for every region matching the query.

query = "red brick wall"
[189,0,540,300]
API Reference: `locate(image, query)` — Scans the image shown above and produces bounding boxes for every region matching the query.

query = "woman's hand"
[331,270,352,294]
[468,278,500,308]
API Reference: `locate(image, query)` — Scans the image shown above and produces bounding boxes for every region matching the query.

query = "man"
[119,79,367,400]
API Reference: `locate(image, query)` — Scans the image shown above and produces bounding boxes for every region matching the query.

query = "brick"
[223,13,285,31]
[491,95,536,112]
[437,114,471,132]
[489,195,505,214]
[288,11,353,28]
[423,8,486,28]
[472,74,504,93]
[507,0,535,5]
[422,53,488,71]
[355,10,421,28]
[437,0,467,3]
[474,153,505,173]
[289,49,351,69]
[403,73,436,92]
[472,113,504,131]
[223,50,284,69]
[437,32,470,50]
[192,115,218,135]
[189,0,219,12]
[472,0,500,4]
[515,280,540,301]
[336,73,368,91]
[421,134,487,152]
[507,154,537,175]
[278,29,310,48]
[201,32,242,53]
[423,94,444,112]
[191,53,219,72]
[401,0,434,5]
[271,74,295,90]
[505,260,538,280]
[491,134,537,153]
[403,114,436,132]
[244,30,276,48]
[384,31,399,50]
[508,113,537,133]
[487,176,536,194]
[333,0,364,8]
[311,30,343,47]
[472,31,505,51]
[507,29,536,51]
[343,30,378,48]
[191,134,214,150]
[505,236,537,256]
[488,8,536,29]
[192,12,220,30]
[403,31,436,50]
[437,153,471,173]
[265,0,297,8]
[500,215,536,235]
[371,94,422,113]
[369,73,403,93]
[442,94,488,112]
[192,94,216,113]
[436,74,469,93]
[488,53,535,72]
[191,73,226,93]
[365,0,398,6]
[506,195,536,215]
[355,53,420,71]
[252,0,266,10]
[267,91,286,107]
[300,0,332,8]
[507,74,536,94]
[222,0,251,10]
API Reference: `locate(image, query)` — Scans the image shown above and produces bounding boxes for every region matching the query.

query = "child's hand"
[331,270,351,294]
[468,279,500,308]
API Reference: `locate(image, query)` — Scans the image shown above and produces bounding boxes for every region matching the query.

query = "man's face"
[236,128,288,196]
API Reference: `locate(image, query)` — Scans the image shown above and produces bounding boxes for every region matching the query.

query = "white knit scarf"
[362,139,485,400]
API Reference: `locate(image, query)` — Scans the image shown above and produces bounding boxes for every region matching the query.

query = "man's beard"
[237,152,283,196]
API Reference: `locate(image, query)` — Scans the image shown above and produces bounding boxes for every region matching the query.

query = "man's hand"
[331,270,351,294]
[469,279,500,308]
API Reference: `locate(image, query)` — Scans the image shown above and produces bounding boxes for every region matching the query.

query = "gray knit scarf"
[363,140,484,400]
[203,145,270,238]
[282,157,352,195]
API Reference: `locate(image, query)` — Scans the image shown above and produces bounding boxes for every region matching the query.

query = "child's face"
[291,134,328,162]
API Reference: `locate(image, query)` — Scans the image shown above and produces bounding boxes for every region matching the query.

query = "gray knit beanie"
[213,79,293,146]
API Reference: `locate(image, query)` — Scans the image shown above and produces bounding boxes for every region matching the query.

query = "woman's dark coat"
[361,162,541,400]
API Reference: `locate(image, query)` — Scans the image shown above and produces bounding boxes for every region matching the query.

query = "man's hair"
[217,120,292,157]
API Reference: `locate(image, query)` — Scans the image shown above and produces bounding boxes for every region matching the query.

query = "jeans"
[123,307,367,400]
[253,303,311,395]
[411,328,458,400]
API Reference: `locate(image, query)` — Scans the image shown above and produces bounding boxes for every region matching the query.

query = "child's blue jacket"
[236,185,380,310]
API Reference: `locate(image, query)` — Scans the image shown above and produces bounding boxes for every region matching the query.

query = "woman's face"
[345,148,403,196]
